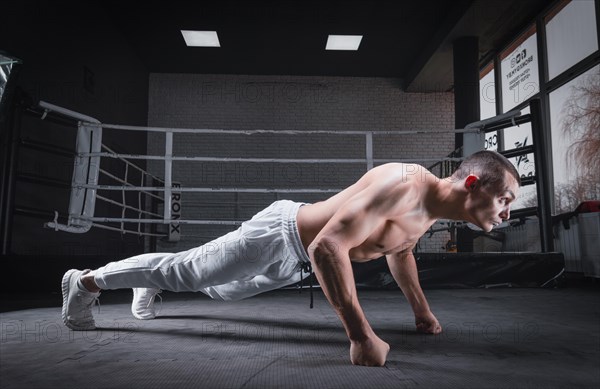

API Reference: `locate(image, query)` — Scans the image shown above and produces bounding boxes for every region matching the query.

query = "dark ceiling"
[103,0,555,91]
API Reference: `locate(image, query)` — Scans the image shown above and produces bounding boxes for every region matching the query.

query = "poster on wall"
[500,28,540,112]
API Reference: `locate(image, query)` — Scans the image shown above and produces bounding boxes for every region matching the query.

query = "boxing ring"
[38,101,478,243]
[35,99,555,254]
[28,99,564,289]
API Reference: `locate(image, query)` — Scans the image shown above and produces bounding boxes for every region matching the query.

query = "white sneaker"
[61,269,100,330]
[132,288,162,320]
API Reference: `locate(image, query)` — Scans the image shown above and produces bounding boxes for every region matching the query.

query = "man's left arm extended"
[386,250,442,334]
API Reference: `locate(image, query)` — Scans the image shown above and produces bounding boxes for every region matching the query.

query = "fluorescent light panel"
[181,30,220,47]
[326,35,363,50]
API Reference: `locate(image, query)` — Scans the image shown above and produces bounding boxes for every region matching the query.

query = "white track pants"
[94,200,310,301]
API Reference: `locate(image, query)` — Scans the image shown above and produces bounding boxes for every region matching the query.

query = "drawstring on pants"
[299,261,314,309]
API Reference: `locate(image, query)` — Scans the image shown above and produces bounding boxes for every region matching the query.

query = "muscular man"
[62,150,520,366]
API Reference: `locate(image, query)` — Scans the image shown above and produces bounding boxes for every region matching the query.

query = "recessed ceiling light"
[325,35,363,51]
[181,30,220,47]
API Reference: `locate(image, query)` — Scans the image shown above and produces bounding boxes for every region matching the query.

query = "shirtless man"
[62,150,520,367]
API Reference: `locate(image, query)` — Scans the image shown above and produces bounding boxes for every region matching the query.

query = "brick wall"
[148,73,455,252]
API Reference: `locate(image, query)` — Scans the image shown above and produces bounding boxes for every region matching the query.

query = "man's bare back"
[297,163,437,261]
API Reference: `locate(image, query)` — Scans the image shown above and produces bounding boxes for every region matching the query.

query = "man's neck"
[425,177,469,222]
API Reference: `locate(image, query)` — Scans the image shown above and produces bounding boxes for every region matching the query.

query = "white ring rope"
[95,194,162,218]
[83,153,465,164]
[88,153,370,163]
[101,144,165,184]
[91,222,167,237]
[82,185,343,193]
[81,217,242,226]
[98,168,163,202]
[90,143,169,236]
[101,123,481,135]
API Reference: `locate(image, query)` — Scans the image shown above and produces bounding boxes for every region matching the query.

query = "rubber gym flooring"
[1,285,599,389]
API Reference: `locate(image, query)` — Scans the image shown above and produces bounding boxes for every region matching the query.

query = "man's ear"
[465,175,479,191]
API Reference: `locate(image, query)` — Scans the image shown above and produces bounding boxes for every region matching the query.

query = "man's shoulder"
[370,163,434,184]
[363,164,429,206]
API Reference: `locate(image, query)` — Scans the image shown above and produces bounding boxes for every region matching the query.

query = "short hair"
[452,150,521,188]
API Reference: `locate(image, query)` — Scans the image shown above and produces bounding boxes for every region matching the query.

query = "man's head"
[452,150,521,232]
[452,150,521,189]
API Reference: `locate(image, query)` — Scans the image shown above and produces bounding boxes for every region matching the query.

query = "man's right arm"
[310,234,390,366]
[308,182,400,366]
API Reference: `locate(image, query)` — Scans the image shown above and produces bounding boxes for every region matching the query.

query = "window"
[545,0,598,80]
[480,62,499,151]
[480,62,496,120]
[549,65,600,214]
[503,106,537,210]
[500,24,540,112]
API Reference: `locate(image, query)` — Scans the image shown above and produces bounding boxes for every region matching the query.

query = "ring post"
[164,131,173,222]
